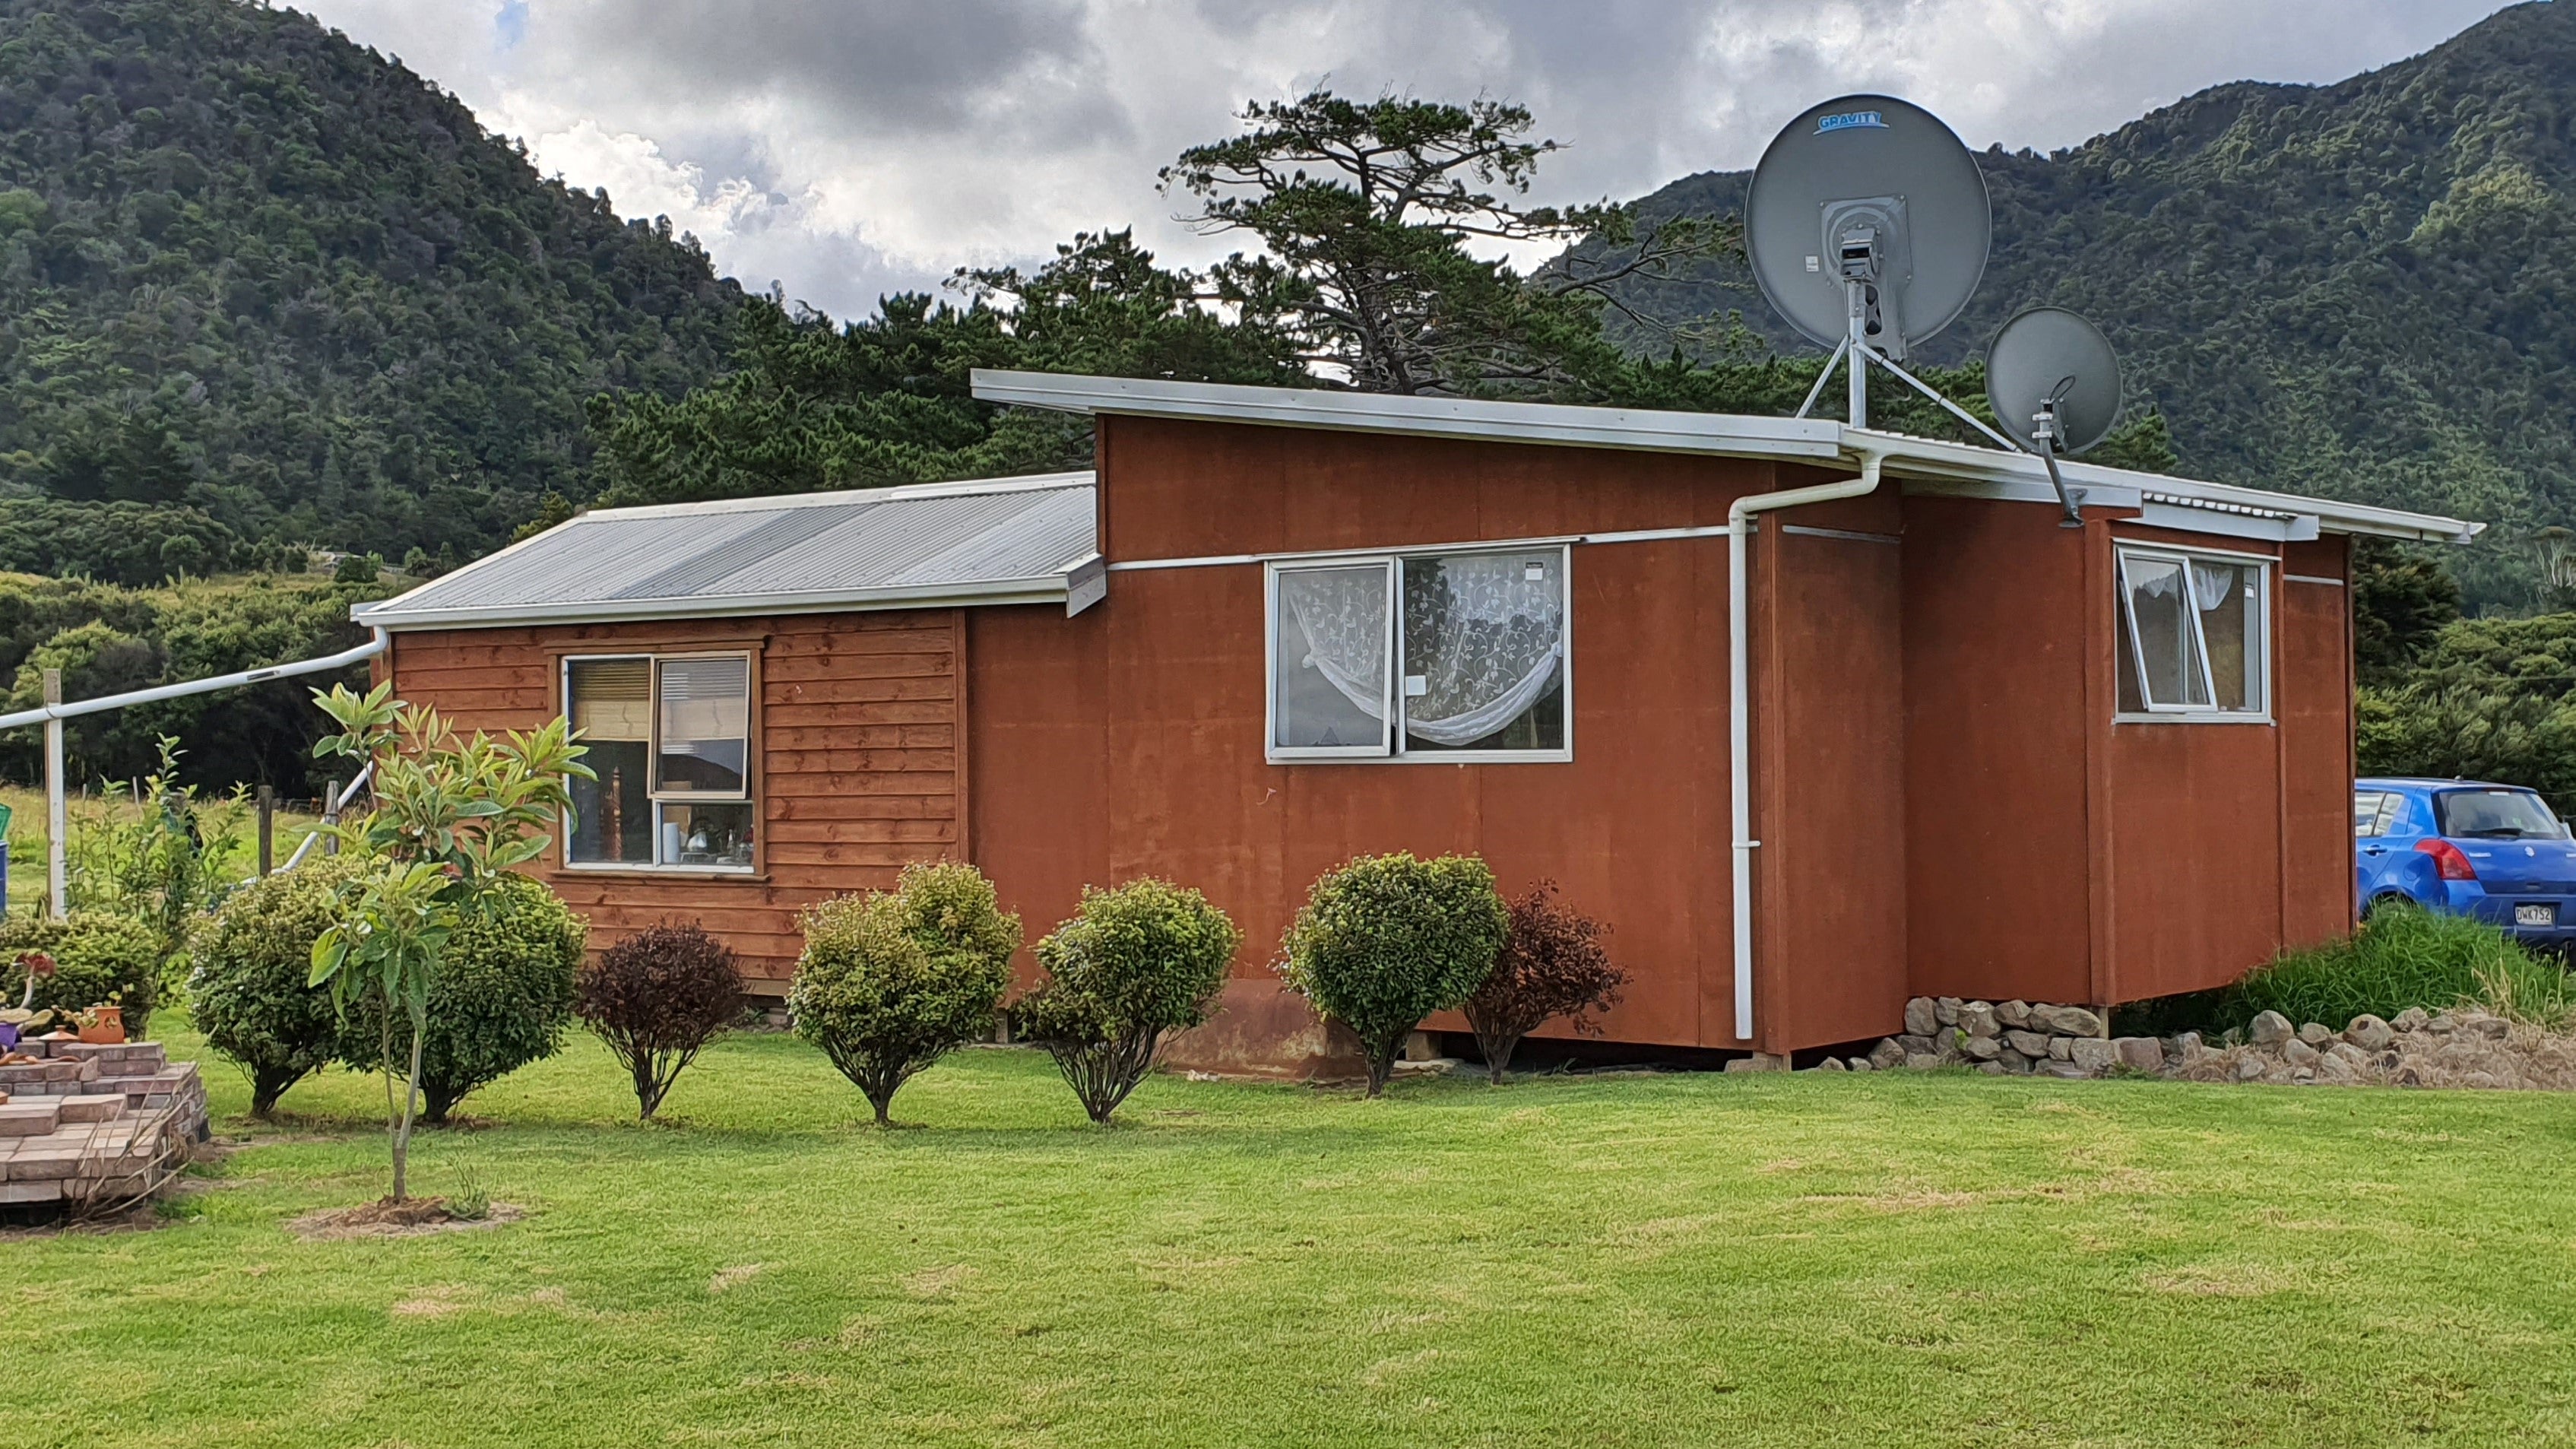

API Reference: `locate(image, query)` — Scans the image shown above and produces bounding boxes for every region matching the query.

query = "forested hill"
[0,0,742,564]
[1601,0,2575,607]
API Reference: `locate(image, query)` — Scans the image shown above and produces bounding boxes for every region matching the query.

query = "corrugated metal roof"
[356,472,1098,630]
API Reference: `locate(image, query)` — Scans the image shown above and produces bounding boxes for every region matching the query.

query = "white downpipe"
[2,629,389,918]
[1728,450,1887,1042]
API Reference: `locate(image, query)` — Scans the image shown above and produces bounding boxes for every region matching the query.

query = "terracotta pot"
[78,1006,124,1045]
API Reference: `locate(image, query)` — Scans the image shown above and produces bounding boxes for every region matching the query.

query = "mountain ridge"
[1599,0,2574,604]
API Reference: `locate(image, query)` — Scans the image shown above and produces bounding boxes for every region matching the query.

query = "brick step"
[0,1101,62,1137]
[0,1058,100,1087]
[51,1042,165,1070]
[57,1093,124,1124]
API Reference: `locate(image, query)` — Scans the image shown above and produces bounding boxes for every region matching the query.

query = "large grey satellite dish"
[1746,94,1991,420]
[1986,306,2123,525]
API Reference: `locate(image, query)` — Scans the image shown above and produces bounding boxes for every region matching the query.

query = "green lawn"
[12,1026,2576,1448]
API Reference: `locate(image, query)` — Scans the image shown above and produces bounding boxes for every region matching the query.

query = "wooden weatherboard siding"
[381,610,968,990]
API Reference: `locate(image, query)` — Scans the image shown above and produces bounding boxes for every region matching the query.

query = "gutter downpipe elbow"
[1727,449,1887,1045]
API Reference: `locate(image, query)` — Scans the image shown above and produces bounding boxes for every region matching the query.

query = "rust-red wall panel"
[1900,497,2096,1006]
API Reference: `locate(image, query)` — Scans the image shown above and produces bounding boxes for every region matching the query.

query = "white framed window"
[2115,544,2270,722]
[1266,546,1571,763]
[562,652,756,871]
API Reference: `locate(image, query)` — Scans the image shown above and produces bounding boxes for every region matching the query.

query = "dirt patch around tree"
[286,1197,525,1241]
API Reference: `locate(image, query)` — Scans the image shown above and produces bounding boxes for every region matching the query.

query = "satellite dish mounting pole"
[1846,281,1868,428]
[2031,393,2085,528]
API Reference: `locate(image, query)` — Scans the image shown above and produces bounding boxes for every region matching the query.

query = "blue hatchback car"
[2355,777,2576,948]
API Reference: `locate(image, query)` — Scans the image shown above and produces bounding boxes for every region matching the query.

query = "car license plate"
[2517,903,2558,927]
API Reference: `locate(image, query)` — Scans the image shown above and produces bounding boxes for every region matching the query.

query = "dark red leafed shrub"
[1462,882,1624,1084]
[575,922,745,1119]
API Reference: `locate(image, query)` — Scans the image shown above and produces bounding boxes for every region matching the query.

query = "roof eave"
[971,368,1847,461]
[353,571,1082,633]
[971,369,2482,545]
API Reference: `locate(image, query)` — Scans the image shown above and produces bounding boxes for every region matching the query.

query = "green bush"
[788,863,1020,1127]
[188,854,366,1115]
[1279,852,1508,1096]
[2133,903,2574,1036]
[1019,879,1240,1124]
[0,912,164,1036]
[336,873,584,1123]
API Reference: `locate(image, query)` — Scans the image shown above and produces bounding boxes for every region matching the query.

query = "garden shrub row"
[786,854,1625,1124]
[192,846,1622,1129]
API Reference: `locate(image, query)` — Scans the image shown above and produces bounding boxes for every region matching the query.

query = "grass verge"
[8,1020,2576,1447]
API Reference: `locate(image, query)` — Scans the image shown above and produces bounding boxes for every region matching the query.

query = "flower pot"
[78,1007,124,1045]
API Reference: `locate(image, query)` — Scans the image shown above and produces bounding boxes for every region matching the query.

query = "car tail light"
[2416,838,2479,881]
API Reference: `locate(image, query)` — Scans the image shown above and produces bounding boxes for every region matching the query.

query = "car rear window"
[2434,788,2568,840]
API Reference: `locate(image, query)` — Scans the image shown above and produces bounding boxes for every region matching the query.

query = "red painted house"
[354,372,2478,1073]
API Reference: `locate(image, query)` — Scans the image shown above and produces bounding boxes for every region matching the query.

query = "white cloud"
[291,0,2521,322]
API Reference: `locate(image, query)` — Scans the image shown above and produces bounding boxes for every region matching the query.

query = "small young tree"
[787,863,1019,1127]
[1019,879,1240,1124]
[1278,852,1508,1097]
[306,682,588,1203]
[575,922,745,1120]
[1462,881,1625,1085]
[189,853,367,1115]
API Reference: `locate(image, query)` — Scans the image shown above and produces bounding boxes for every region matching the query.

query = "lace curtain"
[1279,566,1390,722]
[1276,555,1564,749]
[1401,555,1563,746]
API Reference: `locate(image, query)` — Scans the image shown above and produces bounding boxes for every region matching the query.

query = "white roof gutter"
[353,564,1098,632]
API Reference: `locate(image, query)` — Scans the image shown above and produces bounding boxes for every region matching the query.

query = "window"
[563,654,756,870]
[2115,545,2269,719]
[2434,788,2568,841]
[2353,791,2392,839]
[1267,547,1570,762]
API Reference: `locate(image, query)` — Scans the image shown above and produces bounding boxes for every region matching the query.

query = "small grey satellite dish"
[1986,306,2123,525]
[1747,95,1991,433]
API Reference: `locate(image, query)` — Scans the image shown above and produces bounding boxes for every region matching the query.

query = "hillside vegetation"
[1595,1,2574,607]
[0,0,741,563]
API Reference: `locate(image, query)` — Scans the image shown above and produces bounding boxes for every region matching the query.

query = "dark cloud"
[298,0,2522,322]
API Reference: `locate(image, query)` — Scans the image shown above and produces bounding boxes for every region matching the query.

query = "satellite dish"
[1986,306,2122,455]
[1985,305,2122,525]
[1744,95,1991,372]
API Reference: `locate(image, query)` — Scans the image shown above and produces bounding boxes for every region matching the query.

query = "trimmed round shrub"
[1019,879,1240,1124]
[788,862,1019,1127]
[1279,852,1507,1096]
[188,853,368,1115]
[575,921,745,1120]
[337,873,584,1124]
[0,912,164,1038]
[1462,881,1624,1085]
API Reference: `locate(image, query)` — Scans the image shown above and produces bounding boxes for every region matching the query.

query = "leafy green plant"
[187,852,366,1115]
[68,735,246,984]
[787,863,1019,1127]
[306,681,589,1202]
[0,913,163,1037]
[334,871,583,1124]
[1019,879,1240,1124]
[2137,902,2574,1036]
[1279,852,1508,1097]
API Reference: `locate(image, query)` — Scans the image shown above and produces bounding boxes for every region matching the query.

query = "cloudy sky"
[293,0,2518,322]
